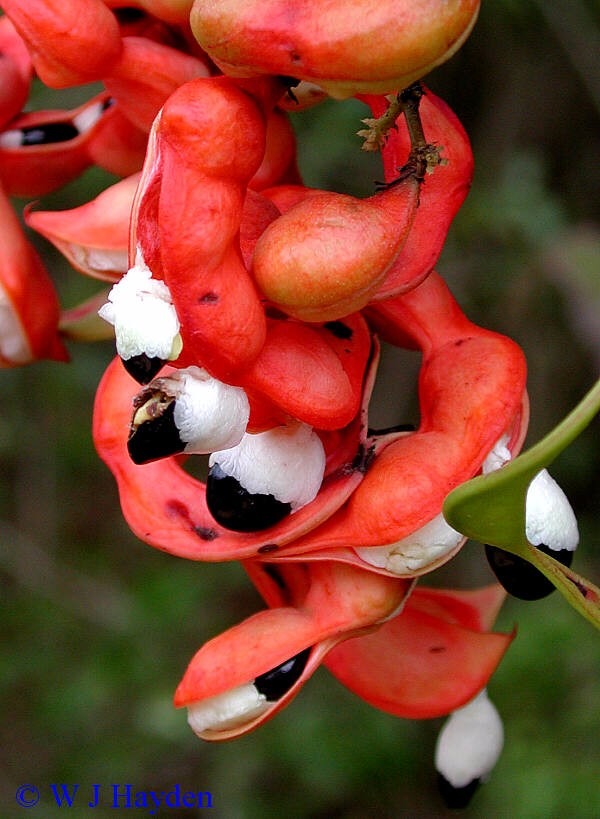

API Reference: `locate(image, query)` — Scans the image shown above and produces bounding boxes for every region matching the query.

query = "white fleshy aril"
[209,423,326,510]
[435,689,504,789]
[72,100,106,135]
[525,469,579,552]
[354,434,521,575]
[354,513,464,574]
[482,435,579,553]
[171,367,249,454]
[482,434,512,474]
[187,684,268,736]
[0,284,31,364]
[0,129,24,149]
[98,249,181,361]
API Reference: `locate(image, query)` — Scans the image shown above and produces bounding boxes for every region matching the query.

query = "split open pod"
[26,173,139,282]
[175,561,412,739]
[92,328,379,561]
[265,272,528,576]
[175,562,511,741]
[125,76,291,382]
[0,92,138,198]
[0,184,67,366]
[324,583,512,719]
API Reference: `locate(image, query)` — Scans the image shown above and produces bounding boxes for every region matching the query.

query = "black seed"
[122,353,165,384]
[20,122,80,146]
[254,648,311,701]
[127,401,183,464]
[323,320,353,340]
[437,773,481,810]
[485,543,574,601]
[206,463,291,532]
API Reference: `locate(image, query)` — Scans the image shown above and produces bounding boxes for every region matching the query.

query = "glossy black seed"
[206,463,291,532]
[20,122,80,146]
[122,353,165,384]
[485,542,574,601]
[127,401,183,464]
[437,774,480,810]
[254,648,311,701]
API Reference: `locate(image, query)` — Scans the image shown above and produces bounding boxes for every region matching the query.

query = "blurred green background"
[1,1,599,817]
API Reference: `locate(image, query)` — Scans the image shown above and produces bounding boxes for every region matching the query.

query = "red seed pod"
[251,162,421,322]
[129,76,290,380]
[248,109,301,191]
[26,174,140,282]
[102,36,211,133]
[84,103,149,177]
[190,0,480,98]
[0,92,130,197]
[92,342,379,560]
[1,0,123,87]
[268,272,527,570]
[174,560,410,740]
[367,88,475,300]
[0,16,33,128]
[242,312,372,431]
[0,183,67,366]
[325,584,513,719]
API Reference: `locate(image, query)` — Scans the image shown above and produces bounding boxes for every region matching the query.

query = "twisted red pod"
[247,108,301,191]
[190,0,480,98]
[1,0,123,87]
[0,92,138,197]
[92,342,378,561]
[174,560,411,740]
[367,88,475,300]
[259,182,327,214]
[26,174,140,282]
[102,36,211,133]
[131,76,289,380]
[0,16,32,128]
[325,584,513,719]
[0,183,67,366]
[251,161,421,322]
[242,312,372,431]
[270,272,527,567]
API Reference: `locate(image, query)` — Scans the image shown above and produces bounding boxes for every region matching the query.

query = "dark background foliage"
[1,1,599,816]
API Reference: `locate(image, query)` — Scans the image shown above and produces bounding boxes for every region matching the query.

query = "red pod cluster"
[1,2,583,803]
[190,0,480,98]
